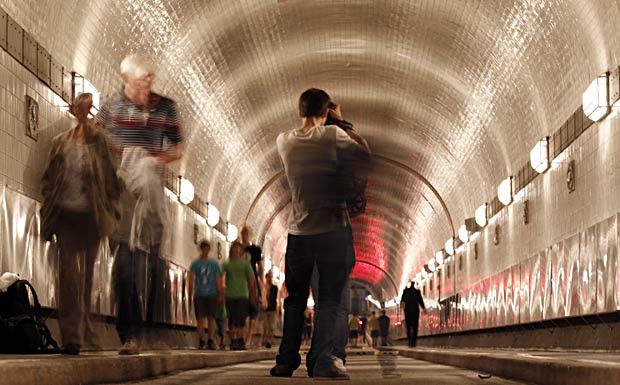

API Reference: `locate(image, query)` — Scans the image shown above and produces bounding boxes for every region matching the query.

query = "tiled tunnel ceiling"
[4,0,620,298]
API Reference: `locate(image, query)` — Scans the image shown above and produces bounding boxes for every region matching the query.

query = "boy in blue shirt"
[189,240,223,349]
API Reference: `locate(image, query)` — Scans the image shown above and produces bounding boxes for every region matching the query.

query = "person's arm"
[248,263,258,305]
[188,272,195,300]
[156,142,184,164]
[330,104,371,157]
[216,273,224,303]
[417,291,426,310]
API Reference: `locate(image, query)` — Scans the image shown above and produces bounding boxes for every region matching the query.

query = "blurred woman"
[41,93,123,355]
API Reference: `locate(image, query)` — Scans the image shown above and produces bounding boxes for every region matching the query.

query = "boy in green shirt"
[223,241,257,350]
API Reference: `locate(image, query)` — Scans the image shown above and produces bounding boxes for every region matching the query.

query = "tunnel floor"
[104,351,525,385]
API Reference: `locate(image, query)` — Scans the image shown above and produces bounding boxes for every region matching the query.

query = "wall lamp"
[444,238,455,256]
[178,177,195,205]
[475,203,488,227]
[458,224,469,243]
[582,72,610,122]
[530,137,549,173]
[428,258,437,272]
[206,203,220,227]
[498,177,513,206]
[226,222,238,242]
[435,250,445,265]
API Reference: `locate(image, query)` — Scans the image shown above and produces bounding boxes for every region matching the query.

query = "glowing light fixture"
[475,203,488,227]
[582,72,610,122]
[421,270,429,279]
[206,203,220,227]
[415,272,422,282]
[178,177,195,205]
[445,238,455,256]
[530,137,549,173]
[226,223,238,242]
[435,250,445,265]
[428,258,437,272]
[498,177,513,206]
[458,224,469,243]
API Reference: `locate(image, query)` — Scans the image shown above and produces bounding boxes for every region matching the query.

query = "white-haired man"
[96,54,184,355]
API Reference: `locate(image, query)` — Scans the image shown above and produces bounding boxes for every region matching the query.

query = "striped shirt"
[95,90,183,155]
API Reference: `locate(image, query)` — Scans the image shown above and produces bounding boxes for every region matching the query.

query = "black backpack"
[0,279,59,353]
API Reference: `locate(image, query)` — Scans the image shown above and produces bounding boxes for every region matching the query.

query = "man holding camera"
[271,89,370,379]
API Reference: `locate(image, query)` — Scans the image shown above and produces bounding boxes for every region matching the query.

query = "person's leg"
[412,314,419,347]
[307,229,354,374]
[207,316,216,341]
[82,219,101,349]
[274,234,314,371]
[56,213,84,350]
[113,242,142,347]
[307,229,351,375]
[404,316,412,346]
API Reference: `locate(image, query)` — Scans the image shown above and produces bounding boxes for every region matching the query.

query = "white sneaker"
[118,339,140,355]
[313,357,350,380]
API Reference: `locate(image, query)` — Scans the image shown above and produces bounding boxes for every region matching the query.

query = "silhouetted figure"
[400,284,425,347]
[378,310,390,346]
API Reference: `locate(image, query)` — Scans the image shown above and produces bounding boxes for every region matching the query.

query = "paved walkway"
[106,353,525,385]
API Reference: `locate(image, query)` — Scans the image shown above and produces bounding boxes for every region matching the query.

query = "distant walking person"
[261,270,279,349]
[270,89,370,379]
[95,54,184,355]
[378,310,390,346]
[348,313,360,347]
[241,226,262,347]
[368,311,380,348]
[400,283,425,347]
[223,241,258,350]
[41,93,123,355]
[188,240,223,350]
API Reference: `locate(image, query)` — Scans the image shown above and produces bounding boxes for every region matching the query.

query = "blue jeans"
[276,227,355,372]
[309,262,351,372]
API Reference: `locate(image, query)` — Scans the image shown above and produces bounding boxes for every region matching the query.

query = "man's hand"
[329,103,343,121]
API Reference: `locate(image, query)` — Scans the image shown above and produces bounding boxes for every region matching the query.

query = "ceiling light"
[415,272,422,282]
[475,204,488,227]
[445,238,455,256]
[206,203,220,227]
[530,137,549,173]
[178,177,195,205]
[458,224,469,243]
[498,177,513,206]
[422,270,429,279]
[582,72,610,122]
[226,223,238,242]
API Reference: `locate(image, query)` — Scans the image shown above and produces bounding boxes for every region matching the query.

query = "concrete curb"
[0,350,277,385]
[384,347,620,385]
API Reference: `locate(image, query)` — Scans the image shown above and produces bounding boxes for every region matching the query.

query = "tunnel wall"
[417,111,620,347]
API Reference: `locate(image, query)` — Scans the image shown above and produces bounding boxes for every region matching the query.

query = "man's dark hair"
[381,310,386,315]
[299,88,331,118]
[199,240,210,250]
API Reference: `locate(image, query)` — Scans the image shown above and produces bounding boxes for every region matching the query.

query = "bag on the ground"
[0,278,59,353]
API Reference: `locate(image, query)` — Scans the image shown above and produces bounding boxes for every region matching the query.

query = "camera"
[326,102,354,131]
